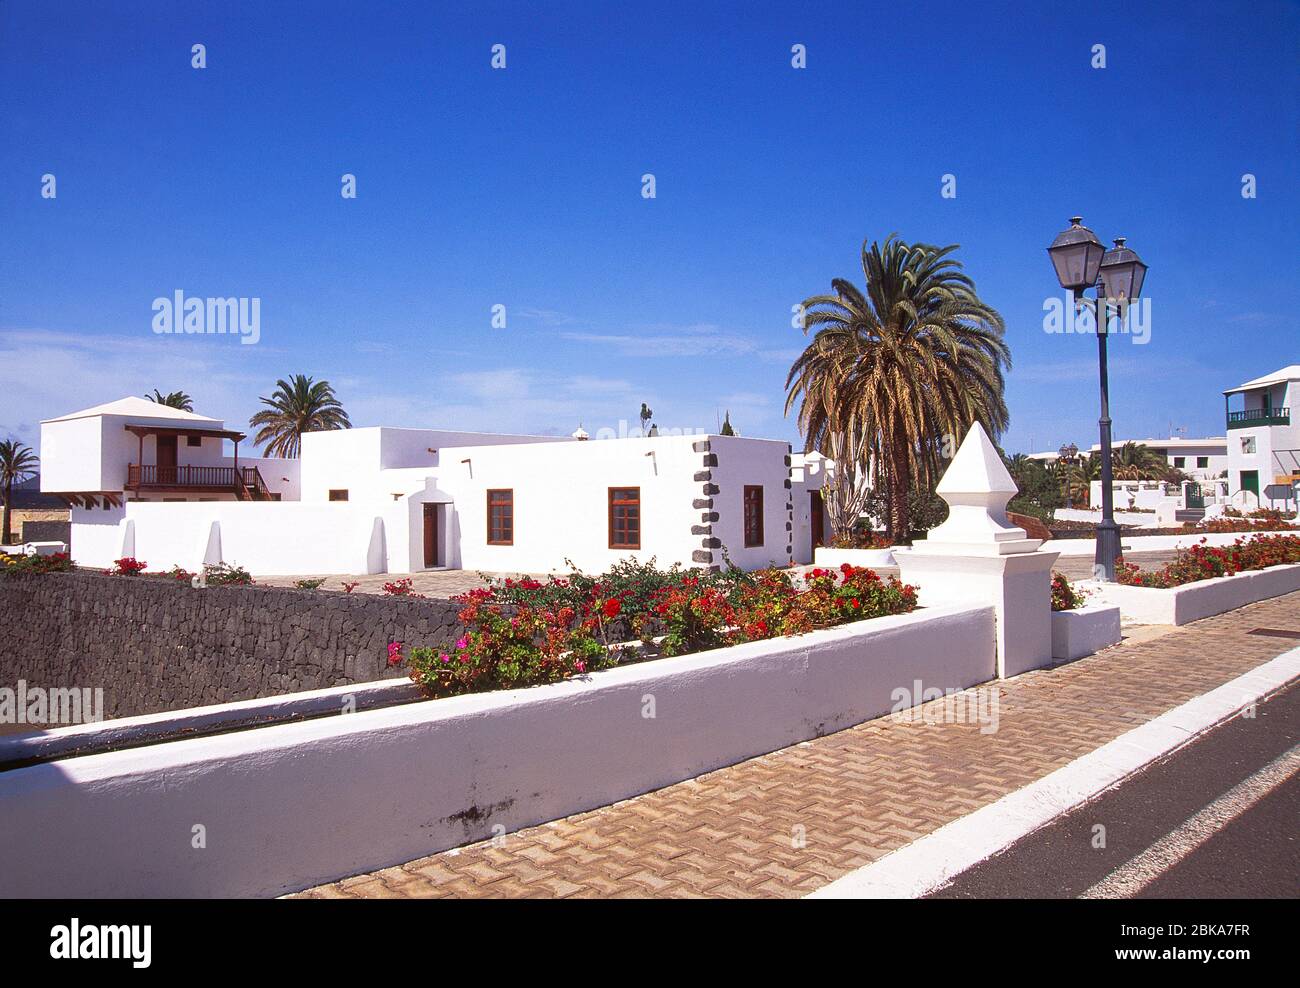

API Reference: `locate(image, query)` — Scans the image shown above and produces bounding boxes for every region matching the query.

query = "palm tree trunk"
[884,428,912,544]
[2,478,11,545]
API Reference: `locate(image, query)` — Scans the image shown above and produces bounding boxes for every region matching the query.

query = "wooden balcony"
[126,464,272,500]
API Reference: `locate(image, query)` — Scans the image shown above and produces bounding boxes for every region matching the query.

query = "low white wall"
[0,603,996,897]
[1050,604,1122,661]
[813,546,897,568]
[1051,530,1295,556]
[1053,508,1157,527]
[73,502,381,575]
[1083,563,1300,625]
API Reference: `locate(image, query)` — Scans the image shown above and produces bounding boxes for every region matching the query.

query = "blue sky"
[2,0,1297,455]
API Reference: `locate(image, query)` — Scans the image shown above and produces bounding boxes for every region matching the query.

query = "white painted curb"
[806,644,1300,899]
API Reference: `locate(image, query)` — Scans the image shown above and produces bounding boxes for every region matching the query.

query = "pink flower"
[456,637,468,649]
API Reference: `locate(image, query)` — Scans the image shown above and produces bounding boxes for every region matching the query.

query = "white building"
[42,397,821,576]
[1030,436,1228,481]
[1223,364,1300,507]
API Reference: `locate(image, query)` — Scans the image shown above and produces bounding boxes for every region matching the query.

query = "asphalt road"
[930,680,1299,898]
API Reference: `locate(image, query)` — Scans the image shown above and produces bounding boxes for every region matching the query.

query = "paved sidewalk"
[294,591,1300,899]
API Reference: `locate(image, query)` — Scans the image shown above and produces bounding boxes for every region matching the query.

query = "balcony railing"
[1226,407,1290,430]
[127,464,269,488]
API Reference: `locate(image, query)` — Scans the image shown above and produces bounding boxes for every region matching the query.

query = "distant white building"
[41,397,822,576]
[1223,364,1300,506]
[1029,436,1227,481]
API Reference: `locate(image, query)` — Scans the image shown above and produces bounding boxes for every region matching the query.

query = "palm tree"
[248,375,351,457]
[786,235,1010,541]
[1063,453,1102,506]
[1112,441,1166,480]
[146,389,194,411]
[1,439,39,544]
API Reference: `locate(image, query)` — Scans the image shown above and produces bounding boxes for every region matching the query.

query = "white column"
[894,423,1060,678]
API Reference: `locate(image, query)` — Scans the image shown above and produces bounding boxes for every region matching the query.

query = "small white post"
[894,423,1060,678]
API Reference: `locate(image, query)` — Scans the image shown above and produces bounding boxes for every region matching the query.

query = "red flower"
[602,598,622,618]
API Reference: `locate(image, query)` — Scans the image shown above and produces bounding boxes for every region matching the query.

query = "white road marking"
[807,645,1300,899]
[1079,745,1299,899]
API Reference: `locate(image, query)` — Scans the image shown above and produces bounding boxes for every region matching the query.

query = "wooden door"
[810,490,825,549]
[156,435,178,485]
[423,503,438,568]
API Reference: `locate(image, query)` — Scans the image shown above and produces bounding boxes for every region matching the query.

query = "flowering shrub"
[294,577,326,590]
[406,561,918,696]
[203,562,254,586]
[648,579,737,656]
[0,551,73,577]
[111,557,149,576]
[341,581,359,594]
[1195,516,1296,534]
[1117,534,1300,588]
[407,590,614,697]
[166,565,193,582]
[387,641,404,667]
[382,577,422,597]
[830,530,893,550]
[487,557,719,618]
[1051,572,1083,611]
[791,565,917,631]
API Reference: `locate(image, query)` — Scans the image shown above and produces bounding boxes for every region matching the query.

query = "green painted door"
[1241,470,1259,497]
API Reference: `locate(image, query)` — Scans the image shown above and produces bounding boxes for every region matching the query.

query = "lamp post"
[1058,441,1079,510]
[1047,217,1148,581]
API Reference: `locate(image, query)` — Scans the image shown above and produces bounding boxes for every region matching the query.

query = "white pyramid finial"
[935,421,1018,497]
[912,422,1040,556]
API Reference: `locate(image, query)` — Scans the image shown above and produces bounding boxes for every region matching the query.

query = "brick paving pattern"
[294,591,1300,899]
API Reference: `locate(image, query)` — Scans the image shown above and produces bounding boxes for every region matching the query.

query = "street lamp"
[1047,217,1149,581]
[1058,441,1079,510]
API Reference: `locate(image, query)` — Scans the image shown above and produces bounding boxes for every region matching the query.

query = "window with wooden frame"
[743,485,764,547]
[608,487,641,549]
[487,489,514,545]
[328,489,349,502]
[186,435,202,447]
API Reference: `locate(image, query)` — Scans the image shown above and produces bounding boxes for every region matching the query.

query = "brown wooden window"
[743,485,764,547]
[487,489,514,545]
[608,487,641,549]
[186,435,202,447]
[328,489,349,502]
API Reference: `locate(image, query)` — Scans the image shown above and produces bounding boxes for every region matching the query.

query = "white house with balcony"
[41,397,824,576]
[1224,364,1300,508]
[39,397,300,506]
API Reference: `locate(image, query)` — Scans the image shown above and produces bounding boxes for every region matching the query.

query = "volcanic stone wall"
[0,571,465,720]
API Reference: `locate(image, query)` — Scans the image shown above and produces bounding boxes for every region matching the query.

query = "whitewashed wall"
[69,432,799,576]
[0,602,996,897]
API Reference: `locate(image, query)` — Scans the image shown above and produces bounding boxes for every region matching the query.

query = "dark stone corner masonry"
[0,571,466,720]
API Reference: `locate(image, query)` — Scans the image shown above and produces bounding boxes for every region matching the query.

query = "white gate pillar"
[894,423,1060,678]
